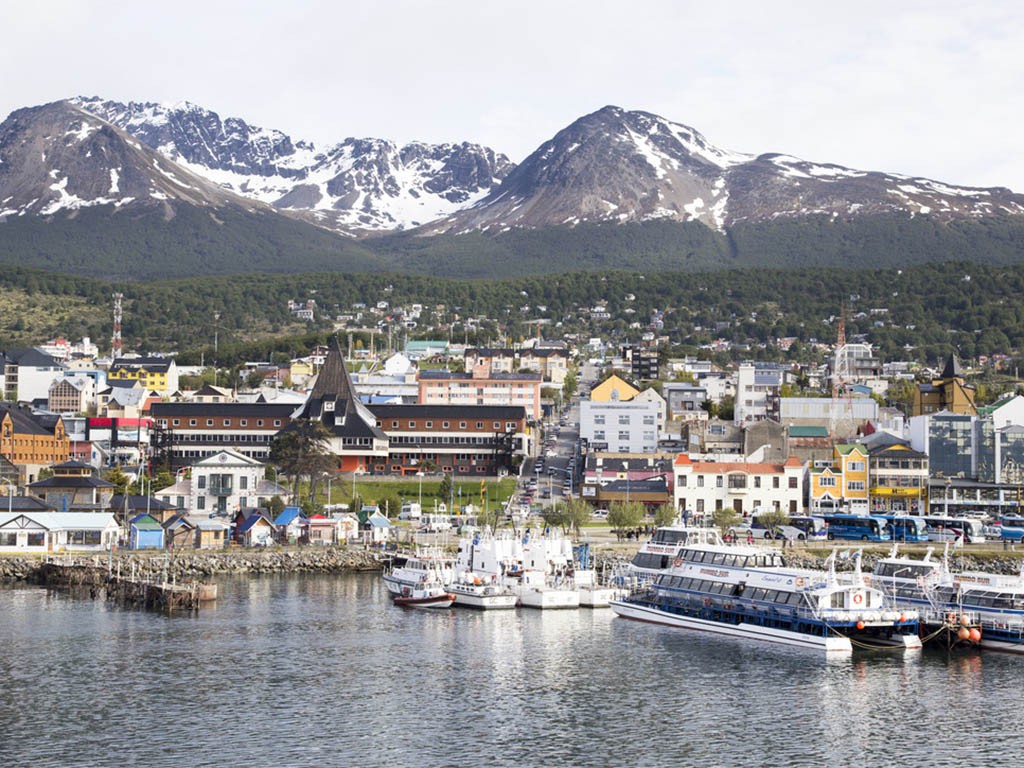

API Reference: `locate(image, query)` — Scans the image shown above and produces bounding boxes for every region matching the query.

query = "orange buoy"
[898,614,906,623]
[969,628,982,643]
[856,621,865,630]
[960,615,971,627]
[957,627,971,641]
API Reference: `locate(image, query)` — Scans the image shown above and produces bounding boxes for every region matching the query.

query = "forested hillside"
[2,262,1023,369]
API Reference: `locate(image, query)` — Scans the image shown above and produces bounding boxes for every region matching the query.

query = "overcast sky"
[4,1,1022,190]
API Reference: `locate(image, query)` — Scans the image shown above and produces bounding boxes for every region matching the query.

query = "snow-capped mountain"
[0,100,261,220]
[429,106,1024,234]
[73,96,513,233]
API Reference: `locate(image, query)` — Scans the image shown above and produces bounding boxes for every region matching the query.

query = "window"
[619,415,630,425]
[240,419,247,427]
[848,461,865,472]
[273,420,281,427]
[206,419,214,426]
[409,421,416,428]
[425,421,433,428]
[594,430,605,441]
[820,476,836,487]
[643,415,655,425]
[240,476,248,490]
[493,422,500,429]
[773,477,780,489]
[848,481,865,491]
[716,475,723,488]
[476,422,483,429]
[198,476,207,489]
[460,422,467,428]
[443,422,450,428]
[506,422,516,430]
[197,497,205,510]
[189,419,197,426]
[594,415,606,425]
[257,420,264,427]
[172,419,180,426]
[788,477,798,489]
[697,475,704,487]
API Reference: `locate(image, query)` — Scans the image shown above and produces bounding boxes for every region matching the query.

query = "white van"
[399,502,422,521]
[421,513,451,533]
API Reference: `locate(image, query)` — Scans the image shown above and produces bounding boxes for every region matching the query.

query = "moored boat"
[392,583,456,609]
[870,546,1024,653]
[610,539,920,653]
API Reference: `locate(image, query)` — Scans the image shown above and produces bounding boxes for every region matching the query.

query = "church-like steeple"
[940,353,964,380]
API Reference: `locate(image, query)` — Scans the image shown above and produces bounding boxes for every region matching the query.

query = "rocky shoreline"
[3,543,1023,585]
[0,547,389,583]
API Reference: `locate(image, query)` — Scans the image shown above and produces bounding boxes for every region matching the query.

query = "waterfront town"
[1,290,1021,557]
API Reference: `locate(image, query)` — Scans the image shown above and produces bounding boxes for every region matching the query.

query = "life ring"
[853,593,863,605]
[673,558,683,568]
[795,577,805,588]
[946,612,957,624]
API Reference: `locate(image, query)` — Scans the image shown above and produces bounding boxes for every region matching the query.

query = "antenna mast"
[111,292,124,359]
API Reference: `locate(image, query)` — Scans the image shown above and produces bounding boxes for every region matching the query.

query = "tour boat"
[450,533,520,609]
[870,546,1024,653]
[391,583,456,609]
[610,540,921,653]
[513,533,580,609]
[627,523,723,583]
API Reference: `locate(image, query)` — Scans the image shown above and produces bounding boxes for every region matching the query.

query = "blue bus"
[814,513,892,542]
[997,515,1024,542]
[875,515,929,543]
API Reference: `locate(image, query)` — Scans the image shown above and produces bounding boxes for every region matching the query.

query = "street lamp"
[416,471,424,508]
[5,480,13,514]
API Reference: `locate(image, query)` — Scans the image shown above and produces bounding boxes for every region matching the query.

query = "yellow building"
[107,357,179,394]
[912,354,976,417]
[809,444,869,514]
[589,375,639,403]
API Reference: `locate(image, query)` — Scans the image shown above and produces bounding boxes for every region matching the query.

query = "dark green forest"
[2,205,1024,279]
[3,260,1024,370]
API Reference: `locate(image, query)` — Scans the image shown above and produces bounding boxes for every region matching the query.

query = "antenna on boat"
[923,547,934,563]
[888,542,898,558]
[852,549,864,585]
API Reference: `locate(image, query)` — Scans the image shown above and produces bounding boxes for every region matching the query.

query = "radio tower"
[831,303,855,438]
[111,292,123,359]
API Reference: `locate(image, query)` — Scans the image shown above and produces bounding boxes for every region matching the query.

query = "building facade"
[418,365,542,421]
[673,454,805,516]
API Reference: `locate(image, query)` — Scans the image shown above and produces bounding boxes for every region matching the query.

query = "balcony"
[208,481,234,496]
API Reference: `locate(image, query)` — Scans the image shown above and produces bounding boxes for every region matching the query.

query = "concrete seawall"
[0,546,388,583]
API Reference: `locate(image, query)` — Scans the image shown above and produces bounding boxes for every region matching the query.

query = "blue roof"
[368,512,391,527]
[238,514,271,533]
[273,506,304,526]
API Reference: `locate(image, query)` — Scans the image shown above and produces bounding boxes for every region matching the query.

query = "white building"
[673,454,805,517]
[580,398,661,453]
[734,363,786,425]
[155,449,289,515]
[0,511,121,552]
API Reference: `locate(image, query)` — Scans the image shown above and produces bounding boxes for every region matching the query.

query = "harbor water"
[2,572,1021,768]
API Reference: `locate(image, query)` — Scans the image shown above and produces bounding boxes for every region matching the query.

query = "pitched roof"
[291,337,387,441]
[940,354,965,379]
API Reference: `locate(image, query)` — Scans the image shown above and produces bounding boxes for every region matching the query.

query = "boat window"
[785,592,802,605]
[831,593,845,608]
[713,582,729,594]
[672,576,685,588]
[711,554,726,565]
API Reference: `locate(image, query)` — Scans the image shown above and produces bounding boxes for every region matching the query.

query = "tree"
[711,506,740,534]
[438,473,453,507]
[653,503,677,528]
[104,466,132,496]
[753,508,790,540]
[269,419,335,503]
[266,495,286,517]
[608,501,644,540]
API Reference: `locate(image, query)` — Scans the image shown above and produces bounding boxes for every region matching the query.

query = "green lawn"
[317,476,518,513]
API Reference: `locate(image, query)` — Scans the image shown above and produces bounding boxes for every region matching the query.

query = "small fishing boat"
[392,583,455,609]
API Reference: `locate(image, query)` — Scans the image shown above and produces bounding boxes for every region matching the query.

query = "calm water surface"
[1,573,1020,767]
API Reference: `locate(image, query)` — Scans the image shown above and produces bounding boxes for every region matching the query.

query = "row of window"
[678,474,797,489]
[656,575,804,606]
[160,418,282,428]
[386,421,517,431]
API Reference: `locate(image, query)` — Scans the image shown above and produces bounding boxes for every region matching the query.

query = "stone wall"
[0,546,387,583]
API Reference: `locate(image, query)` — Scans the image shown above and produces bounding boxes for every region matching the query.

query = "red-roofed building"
[673,454,804,517]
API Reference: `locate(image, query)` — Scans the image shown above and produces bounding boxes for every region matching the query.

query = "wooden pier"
[37,559,217,613]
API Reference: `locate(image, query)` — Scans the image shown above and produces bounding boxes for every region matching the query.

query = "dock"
[36,558,217,613]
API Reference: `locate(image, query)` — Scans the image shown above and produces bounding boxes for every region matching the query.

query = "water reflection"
[1,575,1023,767]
